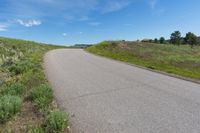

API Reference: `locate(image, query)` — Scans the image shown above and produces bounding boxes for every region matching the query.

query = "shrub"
[31,84,53,112]
[0,95,22,123]
[8,60,34,75]
[0,83,25,96]
[43,111,68,133]
[21,70,46,89]
[2,58,15,66]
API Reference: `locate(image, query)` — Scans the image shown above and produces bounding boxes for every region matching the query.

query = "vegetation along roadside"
[86,31,200,80]
[0,37,69,133]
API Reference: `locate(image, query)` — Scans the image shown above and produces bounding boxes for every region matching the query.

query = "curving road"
[44,49,200,133]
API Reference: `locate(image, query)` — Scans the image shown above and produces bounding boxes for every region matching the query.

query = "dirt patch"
[0,100,44,133]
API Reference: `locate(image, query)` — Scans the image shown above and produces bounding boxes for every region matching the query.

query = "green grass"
[86,41,200,79]
[43,111,69,133]
[8,60,35,75]
[0,95,22,123]
[0,37,68,132]
[28,127,44,133]
[27,111,68,133]
[0,83,25,96]
[31,84,53,112]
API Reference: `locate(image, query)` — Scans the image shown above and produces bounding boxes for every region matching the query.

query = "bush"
[8,60,35,75]
[0,83,25,96]
[0,95,22,123]
[2,58,15,66]
[31,84,53,112]
[21,70,46,89]
[43,111,68,133]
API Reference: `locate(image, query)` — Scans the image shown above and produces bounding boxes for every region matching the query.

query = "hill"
[70,44,92,49]
[0,37,69,132]
[86,41,200,80]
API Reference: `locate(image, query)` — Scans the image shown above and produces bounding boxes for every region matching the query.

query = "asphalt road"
[44,49,200,133]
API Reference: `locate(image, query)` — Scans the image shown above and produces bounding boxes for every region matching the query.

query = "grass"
[86,41,200,80]
[8,60,35,75]
[31,84,53,113]
[0,37,69,132]
[0,83,25,96]
[0,95,22,123]
[28,127,44,133]
[27,111,68,133]
[43,111,69,133]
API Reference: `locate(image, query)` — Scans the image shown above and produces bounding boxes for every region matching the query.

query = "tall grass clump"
[21,70,46,89]
[43,111,68,133]
[8,60,35,75]
[0,95,22,123]
[0,83,25,96]
[31,84,53,112]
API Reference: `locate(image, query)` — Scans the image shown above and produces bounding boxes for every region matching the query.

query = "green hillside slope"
[0,37,69,132]
[87,41,200,80]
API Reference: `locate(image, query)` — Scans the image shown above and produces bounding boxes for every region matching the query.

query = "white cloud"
[17,19,42,27]
[89,22,101,26]
[0,24,7,31]
[149,0,158,9]
[62,33,67,36]
[78,16,90,21]
[1,0,134,25]
[102,0,132,13]
[4,0,132,22]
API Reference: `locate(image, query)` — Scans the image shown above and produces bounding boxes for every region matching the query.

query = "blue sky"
[0,0,200,45]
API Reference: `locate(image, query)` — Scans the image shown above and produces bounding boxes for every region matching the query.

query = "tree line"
[142,31,200,48]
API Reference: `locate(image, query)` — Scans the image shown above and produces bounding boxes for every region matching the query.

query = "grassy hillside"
[0,37,69,132]
[86,41,200,80]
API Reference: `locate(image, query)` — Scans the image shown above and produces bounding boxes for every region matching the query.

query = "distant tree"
[159,37,165,44]
[181,37,187,44]
[197,37,200,45]
[141,39,152,43]
[170,31,181,45]
[154,38,158,43]
[185,32,198,48]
